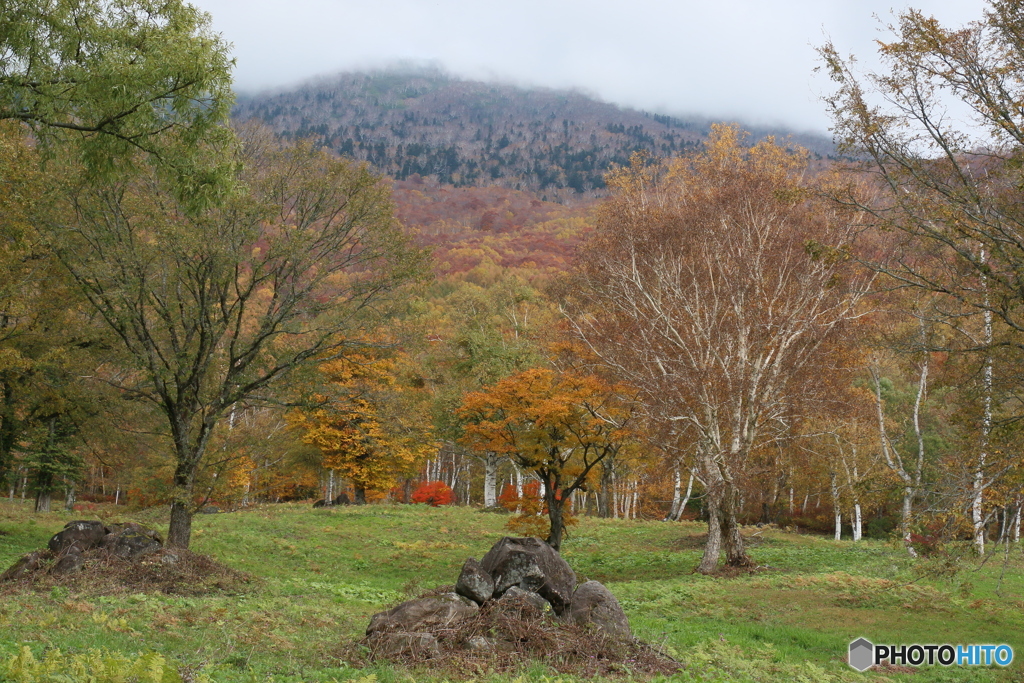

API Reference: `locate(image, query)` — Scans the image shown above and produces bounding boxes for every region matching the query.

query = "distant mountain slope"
[234,67,834,202]
[391,176,594,280]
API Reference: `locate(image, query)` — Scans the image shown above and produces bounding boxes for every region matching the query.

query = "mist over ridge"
[234,65,837,202]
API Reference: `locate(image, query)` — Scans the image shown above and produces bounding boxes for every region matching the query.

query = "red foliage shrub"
[412,481,454,507]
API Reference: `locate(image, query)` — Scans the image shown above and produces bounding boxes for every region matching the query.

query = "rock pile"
[364,536,634,660]
[1,520,166,583]
[0,519,248,596]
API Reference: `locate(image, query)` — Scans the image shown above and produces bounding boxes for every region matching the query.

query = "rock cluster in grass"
[1,520,166,583]
[364,536,634,661]
[0,519,251,596]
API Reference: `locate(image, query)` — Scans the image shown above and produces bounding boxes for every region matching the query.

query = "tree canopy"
[38,126,425,547]
[1,0,235,188]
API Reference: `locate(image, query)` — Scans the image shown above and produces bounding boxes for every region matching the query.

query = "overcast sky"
[190,0,989,134]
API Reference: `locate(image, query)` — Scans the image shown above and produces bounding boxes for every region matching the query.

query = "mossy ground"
[1,499,1022,682]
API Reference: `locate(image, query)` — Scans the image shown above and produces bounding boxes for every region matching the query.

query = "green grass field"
[1,499,1022,682]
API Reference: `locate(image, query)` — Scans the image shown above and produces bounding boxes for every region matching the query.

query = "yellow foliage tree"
[292,349,436,503]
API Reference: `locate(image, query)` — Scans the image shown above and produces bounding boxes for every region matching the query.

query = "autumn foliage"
[411,481,454,507]
[290,348,436,501]
[458,367,633,549]
[496,481,578,539]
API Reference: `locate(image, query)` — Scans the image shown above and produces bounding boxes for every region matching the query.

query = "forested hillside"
[391,177,592,280]
[233,68,835,203]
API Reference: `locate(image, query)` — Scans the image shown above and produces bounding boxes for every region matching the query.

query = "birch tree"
[565,126,868,573]
[822,0,1024,553]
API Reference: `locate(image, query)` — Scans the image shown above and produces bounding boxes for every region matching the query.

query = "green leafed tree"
[0,0,235,198]
[40,126,426,548]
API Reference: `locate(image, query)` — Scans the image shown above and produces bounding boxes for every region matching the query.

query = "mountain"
[233,67,835,204]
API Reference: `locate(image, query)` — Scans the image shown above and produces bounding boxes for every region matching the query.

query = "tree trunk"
[698,482,724,574]
[668,470,694,522]
[64,484,76,511]
[853,502,862,542]
[611,468,619,520]
[722,481,751,567]
[544,474,566,551]
[829,471,842,541]
[0,382,16,492]
[679,472,694,521]
[483,452,498,508]
[667,466,682,521]
[975,257,994,555]
[34,490,51,513]
[168,500,192,547]
[598,460,613,518]
[353,486,366,505]
[901,488,917,557]
[167,461,196,548]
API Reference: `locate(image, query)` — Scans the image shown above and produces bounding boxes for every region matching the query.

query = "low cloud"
[194,0,988,133]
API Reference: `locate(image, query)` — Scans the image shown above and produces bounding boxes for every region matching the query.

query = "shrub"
[411,480,453,506]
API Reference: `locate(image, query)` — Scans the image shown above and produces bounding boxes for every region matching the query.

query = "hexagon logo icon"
[849,638,874,671]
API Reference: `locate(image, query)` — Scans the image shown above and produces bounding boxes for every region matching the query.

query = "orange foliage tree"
[458,367,635,550]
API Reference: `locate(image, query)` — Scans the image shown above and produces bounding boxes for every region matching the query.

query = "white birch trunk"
[676,471,695,522]
[483,452,498,508]
[830,471,842,541]
[667,466,682,521]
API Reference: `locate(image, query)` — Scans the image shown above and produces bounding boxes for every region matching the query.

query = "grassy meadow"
[1,499,1023,682]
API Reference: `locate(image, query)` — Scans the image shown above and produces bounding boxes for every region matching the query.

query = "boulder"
[367,593,478,635]
[463,635,511,652]
[333,493,351,505]
[455,557,494,604]
[367,631,439,657]
[480,537,576,614]
[312,499,326,508]
[51,550,84,576]
[103,523,162,560]
[567,580,631,639]
[104,522,163,544]
[159,550,181,565]
[498,585,552,613]
[0,551,42,582]
[48,520,107,554]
